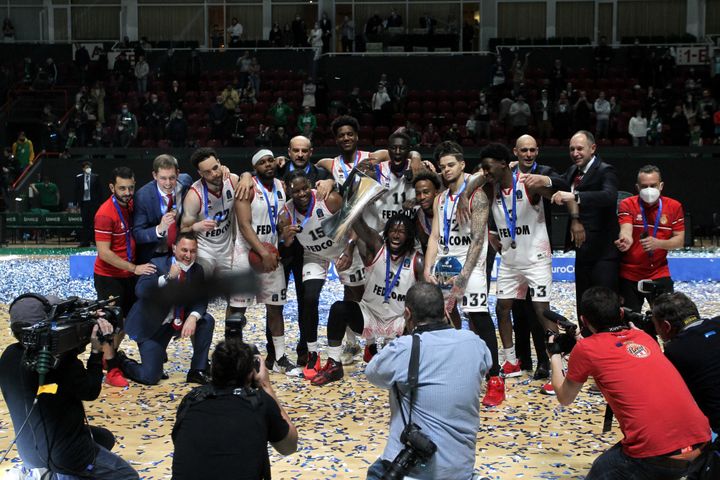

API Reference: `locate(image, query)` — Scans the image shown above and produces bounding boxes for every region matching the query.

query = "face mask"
[177,260,194,272]
[639,187,660,204]
[84,167,91,174]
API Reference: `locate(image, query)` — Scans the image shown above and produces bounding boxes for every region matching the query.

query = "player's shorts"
[229,245,287,307]
[433,256,488,314]
[197,242,233,276]
[496,260,552,302]
[358,302,405,340]
[302,251,366,287]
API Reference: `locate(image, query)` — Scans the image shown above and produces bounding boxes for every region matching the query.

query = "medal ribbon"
[499,173,518,247]
[384,247,406,303]
[254,177,279,235]
[293,191,315,230]
[202,179,225,222]
[339,151,361,180]
[111,196,133,262]
[442,180,467,253]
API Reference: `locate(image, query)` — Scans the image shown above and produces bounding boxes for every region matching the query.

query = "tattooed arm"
[450,188,490,299]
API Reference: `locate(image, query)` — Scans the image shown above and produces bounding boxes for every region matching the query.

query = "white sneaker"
[340,342,362,365]
[273,355,303,377]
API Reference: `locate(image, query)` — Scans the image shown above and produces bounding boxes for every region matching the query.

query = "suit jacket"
[125,255,207,343]
[132,173,192,264]
[555,156,619,262]
[74,172,101,206]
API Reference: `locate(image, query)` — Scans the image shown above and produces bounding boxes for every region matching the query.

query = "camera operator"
[0,294,138,479]
[549,287,711,479]
[171,338,298,479]
[615,165,685,319]
[365,282,492,480]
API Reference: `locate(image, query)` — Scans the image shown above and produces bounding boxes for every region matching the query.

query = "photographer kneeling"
[171,338,298,479]
[0,294,138,479]
[365,282,492,480]
[549,287,711,480]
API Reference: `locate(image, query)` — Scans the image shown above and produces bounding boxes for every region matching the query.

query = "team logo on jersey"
[516,190,523,200]
[278,191,284,199]
[660,215,667,225]
[625,342,650,359]
[403,257,411,268]
[317,209,324,218]
[226,189,232,200]
[636,214,643,221]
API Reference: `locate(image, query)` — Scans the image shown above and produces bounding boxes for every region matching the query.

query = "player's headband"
[251,149,274,166]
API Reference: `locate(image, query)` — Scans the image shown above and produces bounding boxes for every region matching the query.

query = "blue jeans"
[587,443,699,480]
[366,458,385,479]
[122,313,214,384]
[54,444,138,479]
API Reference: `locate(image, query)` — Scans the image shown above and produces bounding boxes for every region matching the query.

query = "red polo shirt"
[617,195,684,282]
[93,196,135,278]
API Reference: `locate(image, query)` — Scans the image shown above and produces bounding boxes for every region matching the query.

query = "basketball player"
[181,147,238,316]
[278,170,367,379]
[310,213,423,386]
[230,149,301,376]
[422,142,503,406]
[412,170,441,251]
[480,143,558,395]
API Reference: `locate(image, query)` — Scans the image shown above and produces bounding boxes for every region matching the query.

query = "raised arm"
[423,196,441,284]
[352,214,383,266]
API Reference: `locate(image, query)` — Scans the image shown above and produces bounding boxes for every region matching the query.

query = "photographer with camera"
[549,287,711,479]
[171,338,298,479]
[0,294,138,479]
[365,282,492,480]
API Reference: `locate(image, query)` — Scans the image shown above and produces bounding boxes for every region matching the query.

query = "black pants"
[265,243,306,361]
[80,201,97,245]
[93,274,137,328]
[327,301,364,342]
[619,276,674,337]
[512,295,549,370]
[575,257,619,324]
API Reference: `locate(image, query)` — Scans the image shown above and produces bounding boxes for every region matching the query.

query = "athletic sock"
[345,327,359,345]
[327,345,342,362]
[307,341,318,353]
[272,336,286,360]
[504,346,517,364]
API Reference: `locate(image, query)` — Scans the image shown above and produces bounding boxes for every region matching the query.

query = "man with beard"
[309,213,423,386]
[412,170,441,252]
[230,149,300,375]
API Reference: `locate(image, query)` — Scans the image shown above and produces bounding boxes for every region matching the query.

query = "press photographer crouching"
[0,294,138,479]
[549,287,711,480]
[171,338,298,479]
[365,283,492,480]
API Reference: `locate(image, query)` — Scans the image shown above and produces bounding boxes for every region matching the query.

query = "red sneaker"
[501,360,522,378]
[105,367,128,388]
[482,376,505,406]
[363,344,377,363]
[302,352,322,381]
[311,358,344,386]
[540,382,556,395]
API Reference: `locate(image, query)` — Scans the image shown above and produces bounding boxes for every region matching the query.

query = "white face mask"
[177,260,194,272]
[639,187,660,204]
[84,168,91,174]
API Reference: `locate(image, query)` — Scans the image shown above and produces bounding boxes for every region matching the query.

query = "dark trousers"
[587,442,704,480]
[79,201,96,245]
[619,276,674,337]
[574,257,619,324]
[265,244,306,361]
[122,313,214,385]
[512,295,549,370]
[327,300,364,341]
[93,274,137,327]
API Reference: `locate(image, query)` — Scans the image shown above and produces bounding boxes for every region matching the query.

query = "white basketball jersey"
[435,174,488,264]
[491,179,551,268]
[283,190,343,261]
[361,245,419,322]
[331,150,371,185]
[236,177,285,250]
[190,178,234,254]
[363,161,416,231]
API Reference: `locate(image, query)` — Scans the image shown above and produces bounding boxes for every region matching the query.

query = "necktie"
[166,194,177,247]
[83,175,91,201]
[573,171,584,190]
[171,270,186,331]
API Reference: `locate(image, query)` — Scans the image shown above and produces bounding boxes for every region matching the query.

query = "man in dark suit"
[74,160,102,247]
[133,154,193,264]
[118,232,213,385]
[550,130,620,321]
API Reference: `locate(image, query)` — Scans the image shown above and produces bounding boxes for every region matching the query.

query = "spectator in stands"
[392,77,408,113]
[185,49,203,92]
[228,107,246,146]
[658,48,676,87]
[248,56,261,93]
[166,109,188,148]
[302,76,316,109]
[113,51,131,92]
[404,121,421,146]
[344,86,367,118]
[420,123,440,147]
[511,52,530,96]
[134,55,150,96]
[255,123,271,147]
[534,89,553,141]
[573,90,592,132]
[75,44,91,84]
[386,9,402,28]
[114,103,138,147]
[593,36,612,78]
[269,23,283,47]
[236,51,251,86]
[62,127,79,156]
[508,94,532,140]
[689,122,702,147]
[698,88,717,114]
[609,95,621,138]
[371,82,391,127]
[340,16,354,52]
[39,104,59,151]
[211,23,224,48]
[30,174,60,212]
[683,93,697,125]
[159,48,178,88]
[366,12,383,35]
[550,59,566,99]
[143,93,167,142]
[2,18,14,42]
[462,20,476,52]
[1,147,19,193]
[282,23,293,48]
[90,81,106,124]
[647,109,662,146]
[292,14,307,47]
[554,91,571,140]
[209,95,229,141]
[271,126,289,147]
[297,106,317,137]
[240,79,257,104]
[699,106,714,140]
[268,97,293,128]
[466,113,477,138]
[477,95,491,140]
[628,110,647,147]
[444,123,461,143]
[669,104,689,146]
[491,56,506,89]
[594,91,611,140]
[12,131,34,169]
[22,57,36,84]
[320,12,332,54]
[89,121,109,148]
[45,57,58,86]
[227,17,243,48]
[220,84,239,113]
[309,21,324,65]
[419,12,436,35]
